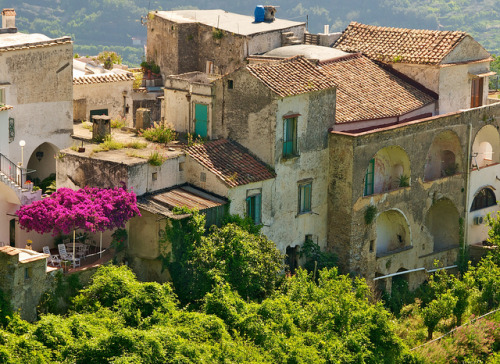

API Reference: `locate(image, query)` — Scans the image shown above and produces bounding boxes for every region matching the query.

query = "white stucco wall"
[439,62,490,114]
[0,43,73,166]
[0,109,10,156]
[128,155,186,196]
[468,166,500,245]
[247,25,305,55]
[163,77,213,136]
[392,63,440,93]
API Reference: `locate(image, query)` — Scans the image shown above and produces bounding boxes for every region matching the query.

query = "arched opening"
[424,130,463,180]
[425,198,460,252]
[470,187,497,211]
[471,125,500,169]
[375,209,411,256]
[285,245,299,274]
[364,146,411,196]
[27,142,58,183]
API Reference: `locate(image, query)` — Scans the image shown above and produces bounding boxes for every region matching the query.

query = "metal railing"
[0,153,26,187]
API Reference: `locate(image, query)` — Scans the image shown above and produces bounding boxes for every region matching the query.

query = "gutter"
[373,265,458,281]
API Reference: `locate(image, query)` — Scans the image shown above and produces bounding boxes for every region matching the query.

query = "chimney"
[263,6,277,22]
[2,9,16,29]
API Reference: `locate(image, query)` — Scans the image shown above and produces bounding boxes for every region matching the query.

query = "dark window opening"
[364,158,375,196]
[285,245,299,274]
[227,79,234,89]
[283,116,298,157]
[471,188,497,211]
[298,182,312,213]
[471,77,484,108]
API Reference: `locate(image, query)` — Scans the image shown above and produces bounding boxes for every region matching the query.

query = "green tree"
[421,291,457,340]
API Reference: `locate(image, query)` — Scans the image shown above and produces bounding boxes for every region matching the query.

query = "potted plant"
[25,239,32,250]
[24,180,33,191]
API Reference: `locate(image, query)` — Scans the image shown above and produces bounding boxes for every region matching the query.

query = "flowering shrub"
[16,185,140,235]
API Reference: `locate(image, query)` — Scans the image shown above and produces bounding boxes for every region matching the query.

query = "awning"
[469,70,497,78]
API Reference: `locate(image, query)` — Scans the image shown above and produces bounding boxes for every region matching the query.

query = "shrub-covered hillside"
[2,0,499,66]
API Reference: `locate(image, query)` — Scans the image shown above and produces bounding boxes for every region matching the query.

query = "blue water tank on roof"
[254,5,265,23]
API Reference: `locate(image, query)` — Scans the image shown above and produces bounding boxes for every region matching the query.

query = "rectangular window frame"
[298,182,312,214]
[283,116,298,158]
[246,189,262,225]
[364,158,375,196]
[471,77,484,108]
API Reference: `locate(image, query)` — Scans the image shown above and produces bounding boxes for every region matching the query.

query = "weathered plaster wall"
[1,43,73,164]
[132,91,162,127]
[184,156,230,198]
[441,36,491,64]
[439,61,490,114]
[163,76,213,136]
[328,103,500,287]
[128,209,167,260]
[0,251,56,322]
[0,109,9,156]
[212,69,278,165]
[73,80,133,124]
[247,25,305,55]
[56,152,130,190]
[391,63,440,93]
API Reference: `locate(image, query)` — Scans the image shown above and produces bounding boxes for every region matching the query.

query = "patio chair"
[58,244,81,268]
[76,244,88,260]
[42,246,62,267]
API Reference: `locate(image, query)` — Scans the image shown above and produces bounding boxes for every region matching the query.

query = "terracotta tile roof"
[185,139,275,187]
[0,105,13,111]
[0,36,72,52]
[246,56,337,97]
[334,22,467,65]
[73,72,135,85]
[1,9,15,16]
[320,54,437,123]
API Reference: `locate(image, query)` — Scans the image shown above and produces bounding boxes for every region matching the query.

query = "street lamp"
[19,140,25,167]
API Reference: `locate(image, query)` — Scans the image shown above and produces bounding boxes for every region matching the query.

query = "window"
[0,88,5,105]
[246,192,262,224]
[471,77,484,108]
[227,79,234,89]
[471,188,496,211]
[364,158,375,196]
[206,60,214,74]
[283,116,298,157]
[152,172,157,181]
[298,182,312,213]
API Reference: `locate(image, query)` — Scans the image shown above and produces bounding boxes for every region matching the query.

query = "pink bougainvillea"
[16,185,141,235]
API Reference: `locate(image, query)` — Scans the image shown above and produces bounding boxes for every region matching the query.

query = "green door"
[194,104,208,138]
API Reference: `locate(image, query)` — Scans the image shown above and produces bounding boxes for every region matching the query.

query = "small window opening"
[369,240,374,253]
[228,79,234,89]
[179,162,184,171]
[152,172,158,181]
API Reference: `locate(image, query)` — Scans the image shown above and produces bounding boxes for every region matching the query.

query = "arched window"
[471,188,497,211]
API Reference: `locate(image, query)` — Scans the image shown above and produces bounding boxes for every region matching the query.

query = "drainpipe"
[464,123,473,247]
[373,265,458,281]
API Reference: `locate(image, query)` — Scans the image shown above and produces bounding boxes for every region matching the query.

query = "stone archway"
[424,130,463,181]
[425,198,460,252]
[27,142,59,182]
[471,125,500,169]
[375,209,411,256]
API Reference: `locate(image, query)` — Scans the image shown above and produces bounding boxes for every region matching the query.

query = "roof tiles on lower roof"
[319,53,437,123]
[185,139,276,188]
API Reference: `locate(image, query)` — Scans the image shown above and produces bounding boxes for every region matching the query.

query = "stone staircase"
[281,32,302,46]
[0,154,42,205]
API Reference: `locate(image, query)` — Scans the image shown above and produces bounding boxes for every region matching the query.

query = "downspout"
[464,123,473,248]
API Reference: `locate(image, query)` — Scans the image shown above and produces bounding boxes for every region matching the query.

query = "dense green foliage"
[164,208,284,305]
[0,265,416,363]
[6,0,500,66]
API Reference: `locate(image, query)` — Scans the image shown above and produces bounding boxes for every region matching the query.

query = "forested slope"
[1,0,498,66]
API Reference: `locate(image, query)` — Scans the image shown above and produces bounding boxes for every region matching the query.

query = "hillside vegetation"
[1,0,499,65]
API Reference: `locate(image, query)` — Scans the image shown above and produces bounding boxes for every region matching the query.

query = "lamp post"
[19,140,25,166]
[18,140,26,186]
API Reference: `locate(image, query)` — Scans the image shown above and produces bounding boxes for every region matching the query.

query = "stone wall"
[328,102,500,288]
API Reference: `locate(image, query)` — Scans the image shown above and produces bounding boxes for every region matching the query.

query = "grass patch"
[92,136,124,153]
[126,151,147,159]
[133,72,143,89]
[81,121,92,130]
[148,151,165,166]
[125,141,147,149]
[140,123,177,144]
[111,118,125,128]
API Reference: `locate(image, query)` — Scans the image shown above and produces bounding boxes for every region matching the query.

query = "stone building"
[0,9,72,249]
[73,59,135,126]
[146,9,306,77]
[334,22,495,114]
[0,246,53,321]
